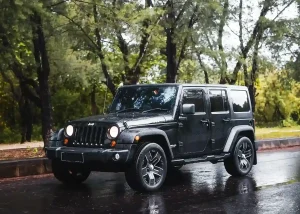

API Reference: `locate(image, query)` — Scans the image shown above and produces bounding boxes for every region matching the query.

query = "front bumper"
[45,145,133,164]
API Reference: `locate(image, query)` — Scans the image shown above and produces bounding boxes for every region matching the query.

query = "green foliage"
[255,70,300,126]
[1,0,300,143]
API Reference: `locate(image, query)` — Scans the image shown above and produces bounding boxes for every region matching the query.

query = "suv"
[46,84,257,192]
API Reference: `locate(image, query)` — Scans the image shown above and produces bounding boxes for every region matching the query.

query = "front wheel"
[52,160,91,184]
[125,142,168,192]
[224,137,254,176]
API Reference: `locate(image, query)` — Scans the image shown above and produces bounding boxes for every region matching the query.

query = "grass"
[256,126,300,140]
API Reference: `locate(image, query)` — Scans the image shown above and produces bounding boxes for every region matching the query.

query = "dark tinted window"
[231,90,250,112]
[209,90,228,112]
[182,89,205,112]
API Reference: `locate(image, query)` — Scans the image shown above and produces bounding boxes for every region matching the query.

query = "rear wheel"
[52,160,91,184]
[224,137,254,176]
[125,142,168,192]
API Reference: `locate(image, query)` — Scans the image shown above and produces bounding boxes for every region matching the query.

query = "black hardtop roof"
[120,83,248,90]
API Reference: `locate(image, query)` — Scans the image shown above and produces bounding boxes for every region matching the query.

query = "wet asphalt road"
[0,148,299,214]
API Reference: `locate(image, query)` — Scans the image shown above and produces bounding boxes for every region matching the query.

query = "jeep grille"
[70,124,107,148]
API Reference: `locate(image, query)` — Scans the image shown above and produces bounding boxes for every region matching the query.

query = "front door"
[208,89,231,151]
[178,88,210,155]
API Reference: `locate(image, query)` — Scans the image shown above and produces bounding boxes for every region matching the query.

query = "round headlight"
[109,126,119,138]
[66,125,74,136]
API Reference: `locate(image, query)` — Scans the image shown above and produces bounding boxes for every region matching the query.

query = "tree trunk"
[31,12,53,147]
[91,84,99,115]
[249,25,264,113]
[165,1,177,83]
[19,98,33,143]
[166,30,177,83]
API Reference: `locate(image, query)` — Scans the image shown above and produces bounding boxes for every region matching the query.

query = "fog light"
[114,153,120,160]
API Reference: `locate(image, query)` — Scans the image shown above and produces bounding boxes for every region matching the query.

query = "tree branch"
[116,30,130,74]
[175,0,192,23]
[271,0,295,22]
[239,0,244,51]
[55,10,99,50]
[176,4,199,72]
[130,2,167,76]
[231,0,273,84]
[93,5,116,95]
[196,53,209,84]
[218,0,229,83]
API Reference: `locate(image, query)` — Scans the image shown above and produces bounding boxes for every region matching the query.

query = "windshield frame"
[108,85,180,115]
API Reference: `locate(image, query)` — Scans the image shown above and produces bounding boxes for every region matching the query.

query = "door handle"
[179,116,187,121]
[200,119,210,127]
[200,119,209,124]
[222,118,231,122]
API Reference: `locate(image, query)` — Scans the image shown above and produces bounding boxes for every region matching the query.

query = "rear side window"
[231,90,250,112]
[209,89,228,112]
[182,89,205,112]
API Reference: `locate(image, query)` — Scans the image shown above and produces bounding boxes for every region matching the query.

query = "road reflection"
[48,169,259,213]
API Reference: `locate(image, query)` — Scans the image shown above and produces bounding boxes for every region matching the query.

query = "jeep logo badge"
[88,123,94,126]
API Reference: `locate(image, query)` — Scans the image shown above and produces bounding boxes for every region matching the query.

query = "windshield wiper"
[142,108,170,113]
[115,108,142,113]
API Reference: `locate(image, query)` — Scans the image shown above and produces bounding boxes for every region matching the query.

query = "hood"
[71,112,174,128]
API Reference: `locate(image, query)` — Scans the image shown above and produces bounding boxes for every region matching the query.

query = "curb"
[0,158,51,179]
[0,138,299,179]
[257,137,300,150]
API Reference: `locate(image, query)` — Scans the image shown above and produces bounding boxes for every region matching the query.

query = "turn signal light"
[64,138,69,145]
[134,135,140,142]
[111,140,117,147]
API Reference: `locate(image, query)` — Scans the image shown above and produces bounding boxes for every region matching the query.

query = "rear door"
[179,87,210,155]
[208,89,231,151]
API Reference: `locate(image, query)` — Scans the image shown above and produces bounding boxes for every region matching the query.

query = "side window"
[209,89,229,112]
[182,89,205,112]
[231,90,250,112]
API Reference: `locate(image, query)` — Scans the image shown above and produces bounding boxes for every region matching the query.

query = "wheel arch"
[139,134,173,161]
[120,128,174,160]
[223,125,257,165]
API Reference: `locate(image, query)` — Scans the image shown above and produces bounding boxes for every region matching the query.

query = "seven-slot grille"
[70,124,107,148]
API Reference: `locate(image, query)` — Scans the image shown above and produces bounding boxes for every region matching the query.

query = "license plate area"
[61,152,84,163]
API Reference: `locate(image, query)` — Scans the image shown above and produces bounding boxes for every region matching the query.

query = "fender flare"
[49,128,64,142]
[223,125,255,153]
[118,128,174,159]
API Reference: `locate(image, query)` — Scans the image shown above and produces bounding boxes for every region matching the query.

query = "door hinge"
[170,144,177,149]
[178,141,183,147]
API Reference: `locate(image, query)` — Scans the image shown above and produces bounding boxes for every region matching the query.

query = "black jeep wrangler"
[46,84,257,192]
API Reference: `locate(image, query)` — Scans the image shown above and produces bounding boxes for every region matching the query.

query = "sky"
[223,0,299,69]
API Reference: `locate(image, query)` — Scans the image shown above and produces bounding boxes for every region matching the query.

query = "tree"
[0,0,54,145]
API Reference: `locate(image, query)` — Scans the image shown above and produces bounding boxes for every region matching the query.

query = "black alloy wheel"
[224,137,254,176]
[125,142,168,192]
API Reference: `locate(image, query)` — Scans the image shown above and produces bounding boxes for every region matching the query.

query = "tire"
[125,142,168,192]
[52,160,91,185]
[224,137,254,176]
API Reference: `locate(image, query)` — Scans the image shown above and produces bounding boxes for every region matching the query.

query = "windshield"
[109,85,179,114]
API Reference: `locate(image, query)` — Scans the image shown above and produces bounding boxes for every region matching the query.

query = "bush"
[255,71,300,124]
[0,127,21,144]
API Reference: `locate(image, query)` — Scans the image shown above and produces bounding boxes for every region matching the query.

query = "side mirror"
[182,104,195,114]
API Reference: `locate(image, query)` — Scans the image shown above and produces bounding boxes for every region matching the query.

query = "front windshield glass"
[109,85,179,114]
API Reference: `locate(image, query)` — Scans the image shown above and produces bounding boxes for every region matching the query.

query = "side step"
[171,153,231,166]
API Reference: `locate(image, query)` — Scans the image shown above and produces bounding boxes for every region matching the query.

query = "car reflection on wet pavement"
[0,147,299,214]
